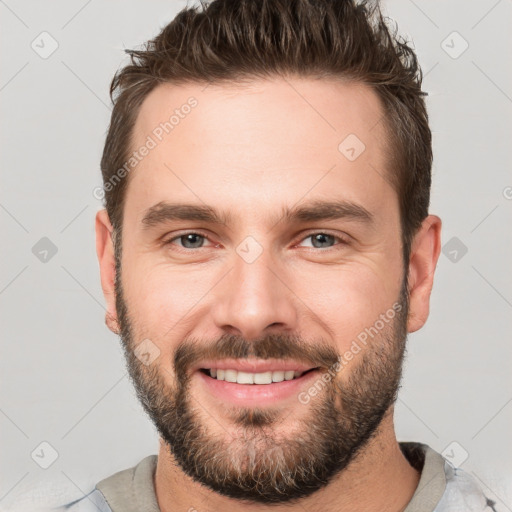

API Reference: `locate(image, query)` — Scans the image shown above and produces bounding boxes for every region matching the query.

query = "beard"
[114,247,410,504]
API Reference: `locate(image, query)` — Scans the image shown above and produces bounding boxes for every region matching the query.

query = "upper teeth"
[208,369,305,384]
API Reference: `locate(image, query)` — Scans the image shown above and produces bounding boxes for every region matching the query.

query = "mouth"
[195,364,321,406]
[198,367,319,384]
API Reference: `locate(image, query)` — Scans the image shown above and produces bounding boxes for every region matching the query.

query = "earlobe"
[105,312,120,335]
[406,215,442,333]
[95,209,120,335]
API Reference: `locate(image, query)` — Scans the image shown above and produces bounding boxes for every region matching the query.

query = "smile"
[199,368,317,384]
[196,365,321,406]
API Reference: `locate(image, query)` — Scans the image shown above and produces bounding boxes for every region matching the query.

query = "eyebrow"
[140,199,374,230]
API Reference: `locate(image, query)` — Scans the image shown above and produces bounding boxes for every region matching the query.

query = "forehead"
[125,77,395,227]
[133,77,387,154]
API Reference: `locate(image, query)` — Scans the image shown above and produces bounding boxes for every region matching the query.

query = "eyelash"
[162,231,350,252]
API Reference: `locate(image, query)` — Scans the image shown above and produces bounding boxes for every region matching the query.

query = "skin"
[96,77,442,512]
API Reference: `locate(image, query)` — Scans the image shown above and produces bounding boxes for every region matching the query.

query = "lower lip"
[196,369,320,407]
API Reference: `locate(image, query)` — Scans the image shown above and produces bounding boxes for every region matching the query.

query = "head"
[96,0,441,505]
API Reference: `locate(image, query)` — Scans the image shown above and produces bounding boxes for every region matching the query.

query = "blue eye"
[299,233,346,249]
[166,232,210,249]
[181,233,204,248]
[163,231,347,252]
[305,233,336,248]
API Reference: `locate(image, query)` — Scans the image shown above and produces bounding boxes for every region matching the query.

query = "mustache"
[173,332,340,380]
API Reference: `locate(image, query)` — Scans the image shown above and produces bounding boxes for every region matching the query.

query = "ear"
[95,209,119,334]
[406,215,442,333]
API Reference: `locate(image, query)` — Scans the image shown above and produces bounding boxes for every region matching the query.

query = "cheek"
[292,263,401,349]
[122,259,216,336]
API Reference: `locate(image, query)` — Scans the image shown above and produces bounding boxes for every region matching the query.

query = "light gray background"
[1,0,511,510]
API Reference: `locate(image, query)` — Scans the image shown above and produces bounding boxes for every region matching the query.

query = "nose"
[210,248,298,341]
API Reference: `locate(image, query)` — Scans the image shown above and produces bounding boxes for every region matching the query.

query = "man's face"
[112,78,410,503]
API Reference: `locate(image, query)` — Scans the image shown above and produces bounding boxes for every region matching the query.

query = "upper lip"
[193,359,318,374]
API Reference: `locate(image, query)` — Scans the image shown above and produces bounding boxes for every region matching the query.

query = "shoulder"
[400,442,498,512]
[1,486,111,512]
[6,455,157,512]
[54,454,158,512]
[51,489,112,511]
[435,463,498,512]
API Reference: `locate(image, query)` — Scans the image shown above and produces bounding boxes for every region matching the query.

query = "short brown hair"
[101,0,432,266]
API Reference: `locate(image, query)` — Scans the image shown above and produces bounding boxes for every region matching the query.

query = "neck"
[154,410,420,512]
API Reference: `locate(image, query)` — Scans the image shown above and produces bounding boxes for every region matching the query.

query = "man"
[57,0,495,510]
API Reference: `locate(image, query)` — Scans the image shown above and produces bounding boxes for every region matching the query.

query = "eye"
[164,232,214,250]
[298,232,348,249]
[163,231,348,252]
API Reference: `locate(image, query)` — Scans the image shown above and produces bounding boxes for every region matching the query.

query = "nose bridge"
[211,242,297,340]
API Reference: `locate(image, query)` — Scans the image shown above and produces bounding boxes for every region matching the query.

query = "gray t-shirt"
[53,442,497,512]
